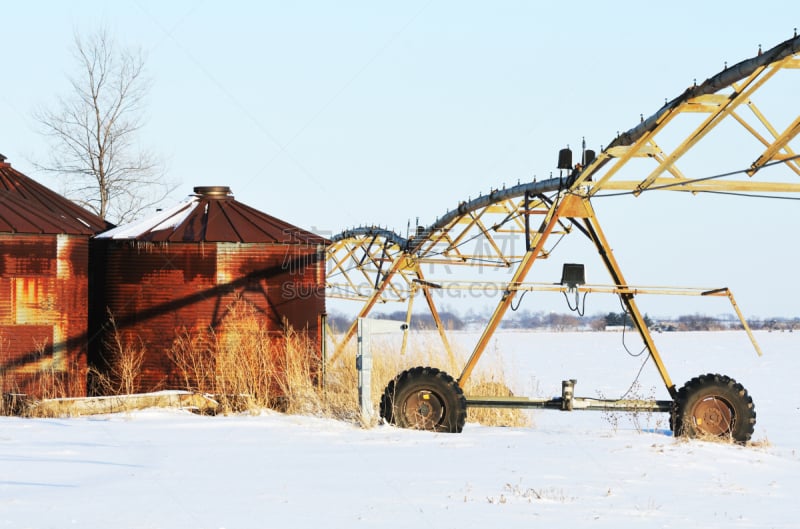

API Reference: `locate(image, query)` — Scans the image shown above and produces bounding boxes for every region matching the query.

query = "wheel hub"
[403,390,444,429]
[692,396,734,436]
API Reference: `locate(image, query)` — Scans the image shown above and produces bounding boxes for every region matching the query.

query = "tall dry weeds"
[167,301,323,414]
[0,337,87,416]
[324,333,530,428]
[23,339,84,401]
[90,312,146,396]
[166,302,527,428]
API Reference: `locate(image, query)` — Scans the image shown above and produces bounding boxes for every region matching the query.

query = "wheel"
[671,373,756,443]
[380,366,467,433]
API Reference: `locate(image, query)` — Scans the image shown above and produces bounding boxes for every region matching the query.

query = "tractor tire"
[380,366,467,433]
[671,373,756,443]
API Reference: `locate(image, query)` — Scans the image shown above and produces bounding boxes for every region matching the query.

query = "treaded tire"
[671,373,756,443]
[379,366,467,433]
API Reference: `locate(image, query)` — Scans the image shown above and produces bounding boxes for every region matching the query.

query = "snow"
[2,331,799,528]
[94,197,198,239]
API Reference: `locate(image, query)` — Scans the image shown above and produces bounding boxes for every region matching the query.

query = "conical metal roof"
[0,189,96,235]
[96,186,329,245]
[0,157,113,233]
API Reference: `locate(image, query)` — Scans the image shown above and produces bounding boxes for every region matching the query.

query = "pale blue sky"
[1,1,799,317]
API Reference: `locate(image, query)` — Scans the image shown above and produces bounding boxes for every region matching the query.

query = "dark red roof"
[0,189,96,235]
[0,160,113,233]
[97,186,329,245]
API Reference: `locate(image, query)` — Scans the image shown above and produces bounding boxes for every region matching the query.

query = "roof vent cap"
[193,186,232,199]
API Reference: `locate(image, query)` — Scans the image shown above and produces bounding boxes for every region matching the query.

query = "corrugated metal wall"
[90,240,325,392]
[0,234,89,397]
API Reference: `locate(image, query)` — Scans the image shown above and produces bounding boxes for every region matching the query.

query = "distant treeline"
[326,310,799,332]
[326,310,467,332]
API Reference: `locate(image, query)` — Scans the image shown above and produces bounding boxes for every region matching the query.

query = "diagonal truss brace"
[325,35,800,401]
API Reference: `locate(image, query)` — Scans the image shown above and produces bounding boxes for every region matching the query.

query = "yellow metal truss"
[325,35,800,395]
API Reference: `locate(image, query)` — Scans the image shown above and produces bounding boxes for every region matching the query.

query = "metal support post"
[356,317,409,424]
[356,318,371,424]
[579,200,677,398]
[561,379,577,411]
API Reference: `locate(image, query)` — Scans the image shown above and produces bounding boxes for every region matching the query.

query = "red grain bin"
[90,186,328,393]
[0,156,111,398]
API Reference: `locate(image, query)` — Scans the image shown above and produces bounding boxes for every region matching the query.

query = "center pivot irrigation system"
[325,35,800,442]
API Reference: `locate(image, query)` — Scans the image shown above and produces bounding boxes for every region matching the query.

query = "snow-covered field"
[2,331,798,528]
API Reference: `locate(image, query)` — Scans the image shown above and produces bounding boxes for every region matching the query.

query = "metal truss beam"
[325,35,800,396]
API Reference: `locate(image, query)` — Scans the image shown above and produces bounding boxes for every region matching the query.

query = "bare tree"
[34,28,174,224]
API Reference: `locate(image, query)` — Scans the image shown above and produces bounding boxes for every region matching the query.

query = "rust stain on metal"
[92,241,326,392]
[0,159,110,399]
[0,235,89,398]
[91,187,329,393]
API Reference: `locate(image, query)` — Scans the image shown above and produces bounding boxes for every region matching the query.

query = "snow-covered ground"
[2,331,798,528]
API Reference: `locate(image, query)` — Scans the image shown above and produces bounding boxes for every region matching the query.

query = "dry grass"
[167,301,323,414]
[166,304,528,428]
[325,333,530,428]
[89,312,147,396]
[3,301,526,428]
[462,379,527,428]
[0,337,86,412]
[598,382,666,434]
[0,339,89,417]
[748,437,771,449]
[31,360,82,401]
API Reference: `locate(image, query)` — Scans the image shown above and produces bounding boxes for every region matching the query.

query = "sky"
[1,1,799,317]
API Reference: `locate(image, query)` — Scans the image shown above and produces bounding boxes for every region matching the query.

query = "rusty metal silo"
[0,156,110,398]
[91,186,329,393]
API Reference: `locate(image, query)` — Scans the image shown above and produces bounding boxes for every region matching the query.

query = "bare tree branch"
[33,27,176,224]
